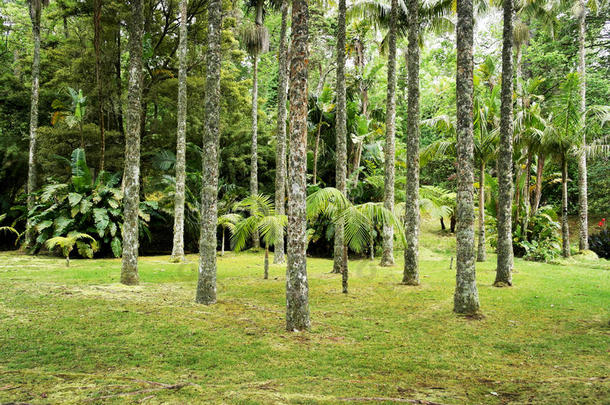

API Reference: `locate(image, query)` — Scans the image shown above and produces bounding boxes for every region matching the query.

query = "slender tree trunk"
[115,27,124,134]
[577,0,588,251]
[221,228,225,256]
[440,217,446,230]
[251,54,260,249]
[195,0,222,305]
[403,0,420,286]
[477,161,486,262]
[274,0,289,265]
[341,245,348,294]
[533,153,544,213]
[264,244,269,279]
[495,0,514,288]
[522,148,532,231]
[312,114,323,185]
[120,0,144,286]
[170,0,188,263]
[561,156,570,258]
[333,0,347,274]
[381,0,397,267]
[25,0,42,249]
[94,0,105,172]
[285,0,310,331]
[454,0,480,315]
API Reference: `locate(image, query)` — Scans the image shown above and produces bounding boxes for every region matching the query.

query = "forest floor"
[1,222,609,404]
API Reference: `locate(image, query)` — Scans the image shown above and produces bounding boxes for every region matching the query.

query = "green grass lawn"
[1,223,609,404]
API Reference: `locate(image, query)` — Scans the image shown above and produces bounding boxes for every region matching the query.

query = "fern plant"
[45,232,97,267]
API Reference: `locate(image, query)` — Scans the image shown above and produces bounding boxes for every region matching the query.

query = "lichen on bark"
[285,0,311,332]
[195,0,222,305]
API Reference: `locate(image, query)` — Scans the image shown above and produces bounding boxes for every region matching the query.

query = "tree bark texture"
[453,0,480,314]
[274,0,289,264]
[25,0,42,249]
[286,0,311,331]
[495,0,514,287]
[333,0,347,274]
[121,0,144,286]
[403,0,420,285]
[94,0,105,172]
[477,162,486,262]
[561,157,570,258]
[196,0,222,305]
[381,0,398,267]
[577,0,588,251]
[170,0,188,263]
[251,54,260,249]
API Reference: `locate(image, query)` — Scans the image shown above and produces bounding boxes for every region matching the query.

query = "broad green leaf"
[93,208,110,237]
[111,237,122,258]
[68,193,83,207]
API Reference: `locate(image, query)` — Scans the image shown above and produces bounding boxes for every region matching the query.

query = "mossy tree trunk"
[495,0,514,287]
[333,0,347,275]
[477,161,486,262]
[381,0,397,267]
[170,0,188,263]
[94,0,105,172]
[285,0,310,331]
[274,0,289,264]
[403,0,420,286]
[453,0,480,315]
[251,53,260,249]
[121,0,144,286]
[195,0,222,305]
[561,156,570,258]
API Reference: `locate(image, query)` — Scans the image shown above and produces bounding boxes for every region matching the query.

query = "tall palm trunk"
[250,53,260,249]
[274,0,289,265]
[381,0,398,267]
[561,156,570,258]
[333,0,347,275]
[533,153,544,213]
[477,161,486,262]
[454,0,480,315]
[522,149,532,230]
[25,0,43,249]
[195,0,222,305]
[285,0,310,331]
[495,0,514,287]
[170,0,188,263]
[576,0,588,251]
[120,0,144,286]
[403,0,420,285]
[94,0,105,172]
[312,108,323,185]
[264,244,269,279]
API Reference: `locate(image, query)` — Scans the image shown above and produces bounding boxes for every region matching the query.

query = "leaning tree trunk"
[251,53,260,249]
[381,0,398,267]
[576,0,588,251]
[195,0,222,305]
[285,0,311,331]
[477,161,486,262]
[332,0,348,275]
[453,0,480,315]
[120,0,144,286]
[274,0,289,265]
[94,0,105,172]
[170,0,188,263]
[25,0,42,249]
[495,0,514,288]
[403,0,420,285]
[561,156,570,258]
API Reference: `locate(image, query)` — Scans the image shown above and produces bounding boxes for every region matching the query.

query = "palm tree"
[333,0,348,275]
[218,213,242,256]
[307,187,404,293]
[380,0,398,267]
[232,195,286,279]
[170,0,189,263]
[274,0,289,265]
[544,72,610,258]
[495,0,515,287]
[286,0,310,332]
[93,0,105,171]
[25,0,49,249]
[46,232,97,267]
[196,0,223,305]
[454,0,480,315]
[121,0,144,286]
[241,0,275,249]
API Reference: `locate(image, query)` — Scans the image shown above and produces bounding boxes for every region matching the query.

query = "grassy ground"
[1,221,609,404]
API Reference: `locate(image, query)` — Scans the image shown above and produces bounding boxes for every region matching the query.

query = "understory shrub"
[589,220,609,259]
[28,149,159,258]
